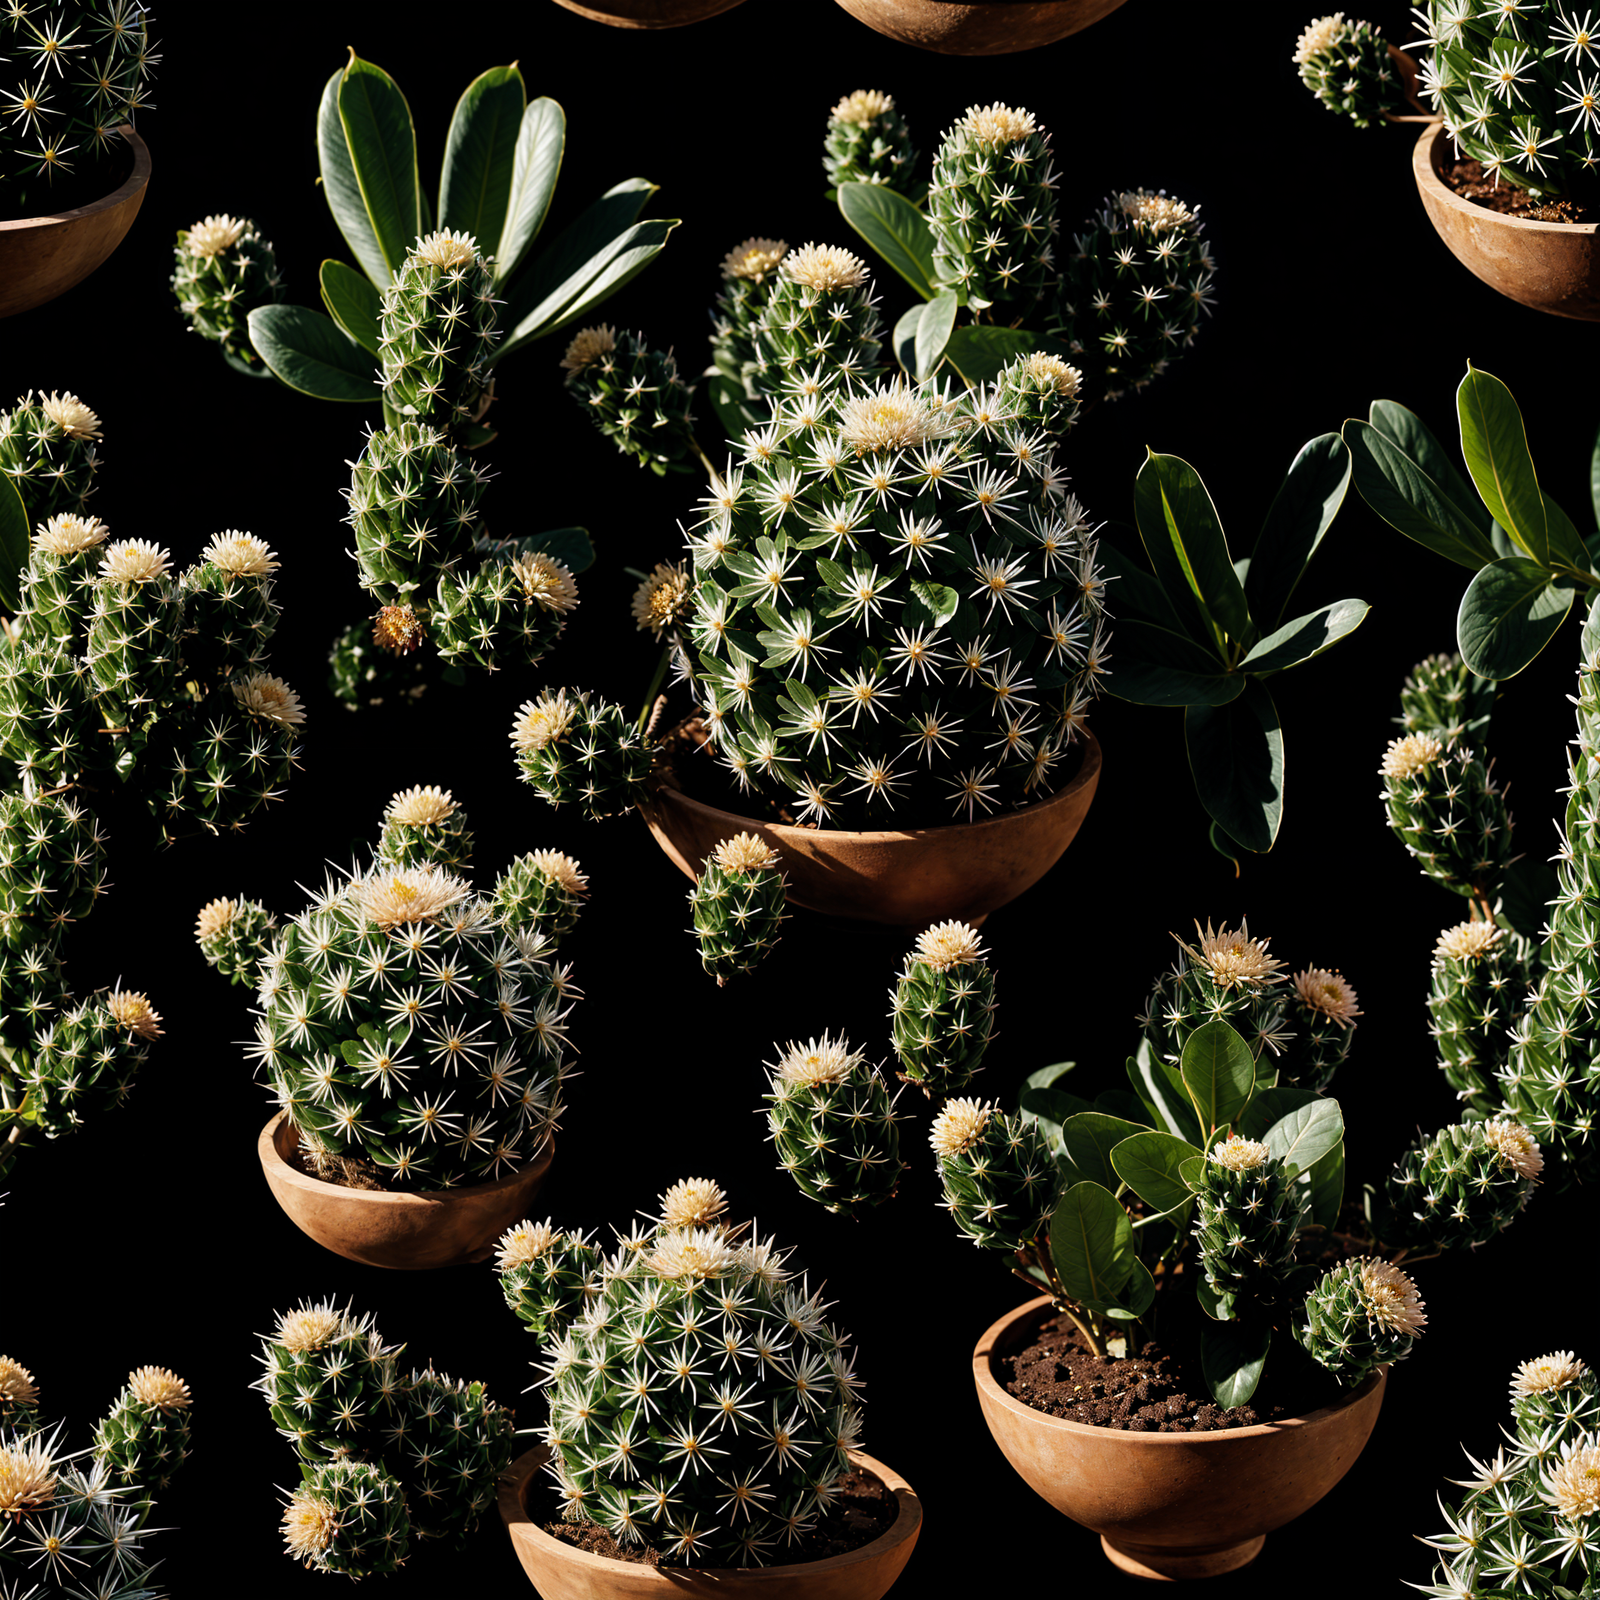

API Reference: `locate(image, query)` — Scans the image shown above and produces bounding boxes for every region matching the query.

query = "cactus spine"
[1191,1137,1304,1306]
[1379,1118,1542,1254]
[1296,1255,1426,1387]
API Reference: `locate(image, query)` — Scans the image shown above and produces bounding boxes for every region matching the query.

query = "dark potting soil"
[1001,1309,1345,1432]
[1440,156,1591,223]
[284,1137,390,1191]
[540,1465,897,1567]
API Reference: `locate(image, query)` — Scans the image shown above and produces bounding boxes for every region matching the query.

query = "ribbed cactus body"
[710,239,787,415]
[431,547,575,672]
[1380,1119,1541,1254]
[0,934,67,1040]
[1294,15,1404,128]
[824,90,917,191]
[178,559,278,678]
[753,245,885,392]
[1428,920,1531,1115]
[1140,958,1286,1074]
[21,993,154,1137]
[1397,651,1494,746]
[890,924,996,1094]
[511,688,652,821]
[0,629,100,788]
[1380,731,1512,899]
[496,1220,602,1342]
[0,1357,39,1432]
[1296,1256,1425,1387]
[765,1039,905,1216]
[195,895,279,986]
[0,791,108,944]
[994,350,1082,440]
[386,1369,515,1544]
[85,564,186,731]
[171,215,286,364]
[561,327,698,474]
[17,523,108,644]
[1053,190,1213,401]
[257,1302,402,1461]
[378,233,499,433]
[283,1456,412,1578]
[493,851,589,949]
[928,103,1058,314]
[93,1370,192,1496]
[931,1099,1056,1251]
[1191,1144,1304,1305]
[376,786,473,873]
[0,392,102,525]
[542,1227,863,1566]
[690,836,786,984]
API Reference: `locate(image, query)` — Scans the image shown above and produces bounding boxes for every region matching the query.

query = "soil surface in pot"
[540,1465,897,1565]
[1439,156,1591,223]
[284,1137,391,1192]
[1002,1309,1346,1431]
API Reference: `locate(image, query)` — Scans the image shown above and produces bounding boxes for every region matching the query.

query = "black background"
[2,1,1588,1593]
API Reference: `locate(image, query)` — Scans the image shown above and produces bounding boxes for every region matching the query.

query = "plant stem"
[635,643,675,735]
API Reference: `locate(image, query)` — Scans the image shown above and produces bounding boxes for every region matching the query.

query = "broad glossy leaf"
[906,580,960,627]
[1201,1319,1272,1408]
[1095,1089,1151,1125]
[0,474,26,612]
[1111,1130,1203,1214]
[1195,1271,1235,1322]
[893,303,923,375]
[1125,1054,1203,1145]
[1342,418,1499,570]
[1305,1140,1345,1230]
[1021,1062,1077,1094]
[1049,1182,1135,1305]
[1238,597,1369,676]
[1458,366,1548,565]
[515,526,594,575]
[1369,398,1490,533]
[1018,1085,1095,1155]
[1180,1021,1256,1134]
[942,325,1036,387]
[496,96,565,284]
[338,53,422,280]
[222,345,275,380]
[1061,1113,1146,1192]
[915,289,958,380]
[1246,433,1352,627]
[317,67,388,286]
[1236,1086,1322,1140]
[1184,678,1283,853]
[1178,1156,1205,1192]
[837,181,936,298]
[1457,556,1575,679]
[1097,536,1183,630]
[1134,451,1254,658]
[1260,1098,1344,1176]
[318,259,382,356]
[1105,652,1245,709]
[1591,415,1600,529]
[1105,1258,1156,1321]
[248,305,379,402]
[439,65,526,264]
[1543,490,1591,573]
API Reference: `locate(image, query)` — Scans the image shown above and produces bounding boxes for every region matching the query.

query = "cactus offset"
[1428,918,1532,1116]
[377,784,473,873]
[93,1366,192,1499]
[1294,15,1406,128]
[890,919,995,1094]
[510,687,652,821]
[689,832,786,984]
[0,392,102,525]
[751,243,885,395]
[560,325,698,475]
[1378,1118,1542,1254]
[710,237,788,418]
[1191,1136,1305,1306]
[824,90,917,192]
[383,1368,515,1544]
[930,1097,1056,1251]
[171,214,286,368]
[281,1456,412,1578]
[1296,1255,1426,1387]
[495,1218,602,1343]
[1379,729,1513,901]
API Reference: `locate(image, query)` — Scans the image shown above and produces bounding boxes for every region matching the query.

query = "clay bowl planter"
[499,1444,921,1599]
[0,126,151,318]
[1412,120,1600,319]
[639,722,1101,927]
[552,0,749,23]
[831,0,1129,53]
[258,1110,553,1270]
[972,1296,1387,1580]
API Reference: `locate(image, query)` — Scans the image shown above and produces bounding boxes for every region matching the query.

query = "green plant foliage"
[1293,14,1407,128]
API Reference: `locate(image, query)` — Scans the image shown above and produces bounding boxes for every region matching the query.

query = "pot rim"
[0,125,152,232]
[645,721,1102,847]
[1412,119,1599,239]
[973,1293,1384,1442]
[499,1443,921,1580]
[259,1109,553,1208]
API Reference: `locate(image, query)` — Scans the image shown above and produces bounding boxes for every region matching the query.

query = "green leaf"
[1238,598,1369,676]
[1134,451,1254,660]
[1342,418,1500,570]
[914,289,959,379]
[1184,678,1283,853]
[1110,1130,1203,1214]
[338,53,423,280]
[317,67,389,287]
[0,474,26,612]
[1305,1141,1345,1230]
[1095,1089,1151,1125]
[836,181,937,299]
[1061,1113,1146,1192]
[1021,1062,1077,1095]
[942,325,1036,388]
[1457,365,1549,566]
[1542,491,1592,573]
[1369,399,1492,534]
[222,345,275,380]
[318,259,383,356]
[705,374,753,448]
[1236,1086,1322,1140]
[1178,1155,1205,1192]
[247,305,379,402]
[1201,1319,1272,1408]
[1195,1272,1235,1322]
[1097,536,1185,631]
[514,526,594,575]
[1103,624,1245,708]
[905,580,960,628]
[1049,1182,1135,1305]
[1259,1098,1344,1177]
[1245,434,1352,628]
[496,96,565,285]
[1106,1258,1156,1320]
[1018,1086,1095,1156]
[439,64,526,263]
[1125,1053,1203,1145]
[1457,556,1575,679]
[892,303,923,375]
[1179,1020,1256,1135]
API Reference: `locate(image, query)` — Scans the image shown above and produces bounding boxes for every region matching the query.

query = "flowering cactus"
[1295,1256,1426,1387]
[1428,918,1532,1116]
[824,90,917,192]
[1379,729,1513,903]
[0,392,101,522]
[890,920,996,1094]
[510,687,653,821]
[93,1365,192,1500]
[495,1218,602,1342]
[1377,1117,1542,1253]
[1293,14,1407,128]
[559,325,699,475]
[709,237,788,427]
[750,243,886,397]
[931,1097,1057,1252]
[1189,1136,1304,1305]
[689,832,787,984]
[283,1456,413,1578]
[171,214,286,372]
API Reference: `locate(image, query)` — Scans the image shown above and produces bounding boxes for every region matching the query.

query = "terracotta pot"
[972,1295,1387,1580]
[551,0,749,24]
[257,1111,553,1270]
[639,723,1101,927]
[0,127,151,319]
[499,1444,921,1598]
[831,0,1128,53]
[1412,121,1600,320]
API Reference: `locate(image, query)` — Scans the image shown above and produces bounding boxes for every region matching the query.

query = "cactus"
[431,544,580,672]
[709,237,788,420]
[927,103,1058,315]
[689,832,787,985]
[494,1218,602,1343]
[171,214,286,370]
[14,987,159,1140]
[281,1456,412,1578]
[0,392,101,525]
[1296,1255,1427,1387]
[93,1366,192,1499]
[194,895,278,987]
[510,687,653,821]
[930,1097,1056,1252]
[1052,189,1215,402]
[327,613,435,711]
[383,1369,515,1544]
[0,789,109,941]
[559,325,698,475]
[1293,14,1406,128]
[492,850,589,950]
[1379,729,1513,902]
[1397,650,1494,747]
[1428,918,1532,1116]
[536,1181,865,1566]
[0,3,158,212]
[764,1034,906,1217]
[824,90,916,192]
[179,530,282,678]
[0,1357,40,1432]
[890,920,996,1094]
[1190,1137,1305,1306]
[376,784,473,873]
[1377,1118,1543,1254]
[751,243,886,396]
